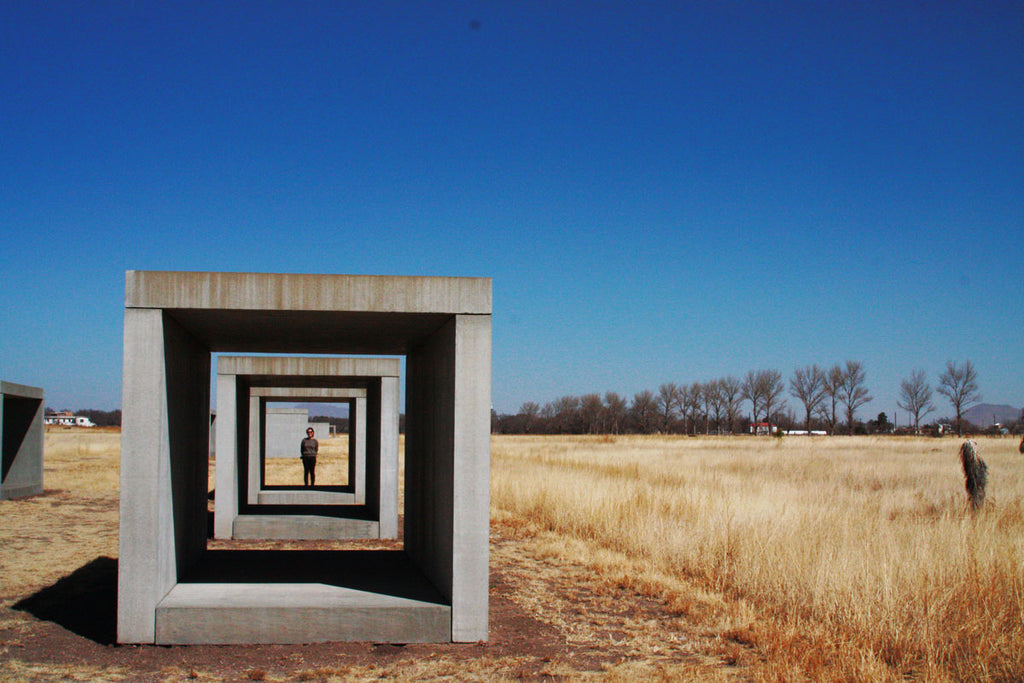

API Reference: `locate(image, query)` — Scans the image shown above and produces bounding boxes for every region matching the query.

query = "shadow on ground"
[13,556,117,645]
[182,549,446,604]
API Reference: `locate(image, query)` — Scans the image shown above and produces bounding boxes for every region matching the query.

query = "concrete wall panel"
[405,318,457,601]
[127,271,491,314]
[265,408,308,458]
[450,314,492,641]
[119,309,207,642]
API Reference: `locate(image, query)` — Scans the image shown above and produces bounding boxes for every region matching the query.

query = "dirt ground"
[0,486,743,682]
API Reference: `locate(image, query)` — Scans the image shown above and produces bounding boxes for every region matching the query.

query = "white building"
[44,412,96,427]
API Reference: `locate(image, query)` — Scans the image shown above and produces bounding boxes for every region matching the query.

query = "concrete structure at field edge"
[264,407,309,457]
[214,358,398,540]
[1,381,45,500]
[261,408,335,457]
[118,271,491,645]
[249,386,369,506]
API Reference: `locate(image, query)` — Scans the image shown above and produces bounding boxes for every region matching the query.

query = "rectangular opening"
[262,401,352,488]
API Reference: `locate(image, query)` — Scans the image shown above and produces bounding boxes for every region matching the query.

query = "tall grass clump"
[492,434,1024,681]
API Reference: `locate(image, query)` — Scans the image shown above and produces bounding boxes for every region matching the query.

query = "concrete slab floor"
[157,549,450,643]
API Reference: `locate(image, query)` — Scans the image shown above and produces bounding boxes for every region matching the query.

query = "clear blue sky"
[2,1,1022,422]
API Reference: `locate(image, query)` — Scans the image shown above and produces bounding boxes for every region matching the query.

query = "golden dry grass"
[0,428,120,601]
[4,430,1022,681]
[491,434,1024,682]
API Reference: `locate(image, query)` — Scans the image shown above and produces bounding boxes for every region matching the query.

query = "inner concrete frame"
[1,381,45,500]
[249,386,368,504]
[213,356,398,540]
[119,271,491,645]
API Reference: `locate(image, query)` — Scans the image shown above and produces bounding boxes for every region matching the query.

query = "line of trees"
[898,360,983,436]
[493,360,999,436]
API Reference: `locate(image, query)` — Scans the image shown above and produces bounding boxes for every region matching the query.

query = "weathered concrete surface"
[155,548,451,644]
[263,407,309,458]
[232,514,380,540]
[1,381,45,500]
[156,583,451,643]
[405,314,491,641]
[126,271,491,315]
[119,309,210,644]
[255,489,358,505]
[119,271,491,644]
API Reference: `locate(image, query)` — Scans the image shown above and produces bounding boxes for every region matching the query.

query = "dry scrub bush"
[960,439,988,510]
[492,435,1024,681]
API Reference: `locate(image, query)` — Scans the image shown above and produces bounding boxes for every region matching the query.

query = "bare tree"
[720,376,742,434]
[701,381,717,434]
[550,395,581,433]
[741,370,765,432]
[938,360,981,436]
[790,364,826,433]
[707,379,725,434]
[603,391,627,434]
[839,360,872,434]
[519,401,540,433]
[760,369,785,432]
[897,369,934,435]
[817,364,844,435]
[656,383,682,433]
[631,390,658,434]
[682,382,703,435]
[579,393,604,434]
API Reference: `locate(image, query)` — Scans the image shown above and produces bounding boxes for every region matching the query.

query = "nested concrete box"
[214,356,399,541]
[248,386,369,505]
[118,271,491,645]
[1,381,45,500]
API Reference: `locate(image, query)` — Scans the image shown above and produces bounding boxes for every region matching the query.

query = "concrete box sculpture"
[118,271,491,644]
[1,381,45,500]
[248,386,368,504]
[214,356,399,540]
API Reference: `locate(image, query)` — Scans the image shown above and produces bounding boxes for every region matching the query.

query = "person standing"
[300,427,318,487]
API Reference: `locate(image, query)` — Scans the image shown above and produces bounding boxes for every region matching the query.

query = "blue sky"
[2,1,1022,422]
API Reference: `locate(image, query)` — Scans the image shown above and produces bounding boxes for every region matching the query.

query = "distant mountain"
[291,402,351,419]
[963,403,1021,427]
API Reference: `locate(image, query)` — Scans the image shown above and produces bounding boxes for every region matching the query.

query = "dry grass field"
[261,436,352,487]
[493,434,1024,682]
[1,430,1021,681]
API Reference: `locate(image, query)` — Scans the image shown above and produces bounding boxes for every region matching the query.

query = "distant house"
[749,421,778,436]
[44,411,96,427]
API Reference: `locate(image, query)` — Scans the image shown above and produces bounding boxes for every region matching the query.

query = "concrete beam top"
[126,271,491,314]
[251,387,367,399]
[1,381,45,399]
[218,356,400,378]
